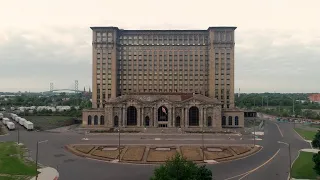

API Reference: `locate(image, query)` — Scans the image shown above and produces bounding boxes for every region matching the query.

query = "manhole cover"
[155,148,170,151]
[54,154,66,157]
[207,148,222,152]
[102,147,118,151]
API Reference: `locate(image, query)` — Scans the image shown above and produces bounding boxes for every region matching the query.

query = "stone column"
[141,107,144,127]
[119,107,123,127]
[137,107,141,127]
[154,107,158,127]
[185,107,189,127]
[172,107,175,127]
[181,108,185,127]
[199,107,203,127]
[204,108,207,127]
[152,107,154,127]
[123,106,127,127]
[110,107,113,127]
[168,106,172,127]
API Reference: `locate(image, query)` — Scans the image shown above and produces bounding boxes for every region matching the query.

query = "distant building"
[309,94,320,103]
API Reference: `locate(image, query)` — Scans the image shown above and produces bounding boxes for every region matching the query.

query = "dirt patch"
[74,145,95,154]
[122,146,145,161]
[204,148,233,160]
[230,146,252,155]
[147,148,177,162]
[180,146,202,161]
[91,146,124,159]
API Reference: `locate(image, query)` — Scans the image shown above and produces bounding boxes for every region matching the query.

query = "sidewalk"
[30,167,59,180]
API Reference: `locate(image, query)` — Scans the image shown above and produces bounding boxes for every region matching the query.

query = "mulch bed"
[74,145,95,154]
[204,148,234,160]
[122,146,145,161]
[91,146,124,159]
[180,146,203,161]
[230,146,252,155]
[147,148,177,162]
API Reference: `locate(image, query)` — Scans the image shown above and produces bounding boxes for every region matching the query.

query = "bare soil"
[180,146,202,161]
[230,146,252,155]
[74,145,95,154]
[91,146,124,159]
[147,148,177,162]
[122,146,145,161]
[204,148,233,160]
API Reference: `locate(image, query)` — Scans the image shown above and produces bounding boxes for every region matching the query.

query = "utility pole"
[202,128,204,162]
[118,128,121,162]
[253,118,256,146]
[35,140,48,180]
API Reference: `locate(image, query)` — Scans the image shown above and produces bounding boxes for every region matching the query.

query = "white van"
[6,121,15,130]
[2,118,10,125]
[19,118,26,126]
[24,121,34,131]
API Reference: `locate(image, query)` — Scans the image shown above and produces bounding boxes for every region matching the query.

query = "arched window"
[114,116,119,127]
[94,115,98,125]
[127,106,137,126]
[235,116,239,126]
[207,116,212,127]
[100,115,105,125]
[158,106,168,122]
[222,116,226,126]
[228,116,232,126]
[88,115,92,125]
[189,106,199,126]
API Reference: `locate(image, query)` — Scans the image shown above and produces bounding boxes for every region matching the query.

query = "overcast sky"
[0,0,319,93]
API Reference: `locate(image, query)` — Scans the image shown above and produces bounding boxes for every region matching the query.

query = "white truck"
[24,121,34,131]
[11,113,17,120]
[14,116,20,122]
[2,117,10,125]
[19,118,26,126]
[0,113,3,120]
[6,121,15,130]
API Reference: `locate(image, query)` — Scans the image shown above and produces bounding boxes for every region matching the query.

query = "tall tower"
[75,80,79,92]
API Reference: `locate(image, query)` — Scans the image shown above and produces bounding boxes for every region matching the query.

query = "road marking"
[224,149,281,180]
[273,122,283,137]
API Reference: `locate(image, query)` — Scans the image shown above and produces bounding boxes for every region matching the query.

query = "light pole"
[118,128,121,162]
[288,97,295,117]
[253,118,256,146]
[36,140,48,180]
[17,125,20,144]
[278,141,292,179]
[201,128,204,162]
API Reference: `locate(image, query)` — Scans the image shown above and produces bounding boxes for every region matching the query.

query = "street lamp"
[201,128,204,162]
[278,141,292,179]
[253,118,256,146]
[118,128,121,162]
[17,125,20,144]
[36,140,48,180]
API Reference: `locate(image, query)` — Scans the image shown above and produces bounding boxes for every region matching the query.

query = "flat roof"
[90,26,237,31]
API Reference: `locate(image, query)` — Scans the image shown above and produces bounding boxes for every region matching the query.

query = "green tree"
[150,153,212,180]
[313,152,320,175]
[312,130,320,149]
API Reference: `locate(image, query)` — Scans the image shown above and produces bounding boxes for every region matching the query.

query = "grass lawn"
[21,116,75,130]
[294,128,317,141]
[0,142,37,176]
[292,151,318,179]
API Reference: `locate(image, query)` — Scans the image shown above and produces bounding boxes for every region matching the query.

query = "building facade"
[82,26,244,130]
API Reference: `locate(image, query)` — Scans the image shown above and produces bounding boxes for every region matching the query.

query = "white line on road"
[224,149,281,180]
[273,122,284,137]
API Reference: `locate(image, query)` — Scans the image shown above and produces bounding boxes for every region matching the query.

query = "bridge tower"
[50,83,54,92]
[75,80,79,92]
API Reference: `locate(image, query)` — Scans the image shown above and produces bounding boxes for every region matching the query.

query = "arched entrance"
[222,116,226,126]
[175,116,181,127]
[158,106,168,122]
[235,116,239,126]
[114,116,119,127]
[207,116,212,127]
[100,115,105,125]
[127,106,137,126]
[145,116,150,127]
[94,115,98,125]
[189,106,199,126]
[88,115,92,125]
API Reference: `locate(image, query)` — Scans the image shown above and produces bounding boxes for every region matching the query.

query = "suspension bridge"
[42,80,88,93]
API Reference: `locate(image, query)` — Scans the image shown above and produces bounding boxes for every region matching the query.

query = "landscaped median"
[65,144,262,164]
[294,128,317,141]
[0,142,37,179]
[292,151,318,179]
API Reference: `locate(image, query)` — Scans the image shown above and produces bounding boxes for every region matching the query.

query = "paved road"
[0,120,309,180]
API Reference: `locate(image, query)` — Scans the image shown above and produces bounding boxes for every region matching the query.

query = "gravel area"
[147,148,177,162]
[180,146,202,161]
[204,148,233,160]
[74,145,95,154]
